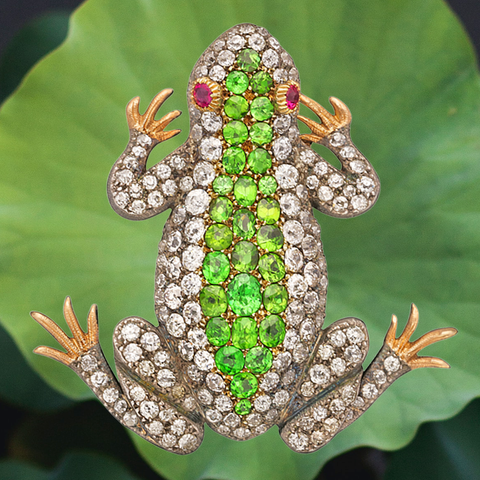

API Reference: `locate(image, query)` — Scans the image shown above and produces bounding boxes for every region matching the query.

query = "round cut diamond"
[283,220,304,245]
[279,193,300,216]
[273,138,293,161]
[287,274,308,298]
[167,313,185,337]
[185,189,210,215]
[202,111,223,132]
[157,369,176,388]
[194,161,215,186]
[200,137,222,160]
[194,350,215,371]
[122,323,140,341]
[285,247,303,272]
[262,49,278,68]
[182,244,205,270]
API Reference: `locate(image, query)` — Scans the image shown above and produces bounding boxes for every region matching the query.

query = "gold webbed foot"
[298,94,352,143]
[31,297,99,366]
[385,304,457,369]
[126,88,181,143]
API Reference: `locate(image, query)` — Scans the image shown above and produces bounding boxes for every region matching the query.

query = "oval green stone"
[234,176,257,206]
[258,253,285,282]
[223,147,246,174]
[262,284,288,313]
[232,209,256,239]
[203,252,230,284]
[232,316,258,349]
[237,48,261,72]
[258,175,277,195]
[257,198,280,224]
[231,241,259,272]
[250,122,273,145]
[227,273,262,316]
[230,372,258,398]
[223,121,248,145]
[259,314,286,347]
[235,399,252,415]
[199,285,228,316]
[257,225,284,251]
[245,346,273,374]
[224,95,249,120]
[213,175,234,195]
[250,71,273,94]
[215,345,244,375]
[248,148,271,174]
[250,97,274,121]
[205,316,230,346]
[205,223,233,250]
[209,196,233,223]
[226,71,249,94]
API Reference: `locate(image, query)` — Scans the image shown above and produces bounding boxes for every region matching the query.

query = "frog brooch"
[32,24,457,454]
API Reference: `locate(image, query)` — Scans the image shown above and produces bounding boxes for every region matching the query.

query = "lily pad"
[0,0,479,479]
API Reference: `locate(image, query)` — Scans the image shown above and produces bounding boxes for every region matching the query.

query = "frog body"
[32,24,456,454]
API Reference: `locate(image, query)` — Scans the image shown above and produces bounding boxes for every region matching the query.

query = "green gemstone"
[227,273,262,316]
[215,346,244,375]
[262,284,288,313]
[232,316,258,349]
[231,241,259,272]
[257,225,284,251]
[226,71,249,94]
[205,317,231,346]
[245,346,273,374]
[248,148,271,174]
[234,176,257,206]
[230,372,258,398]
[205,224,233,250]
[259,314,286,347]
[250,71,273,94]
[223,121,248,145]
[237,48,261,72]
[213,175,234,195]
[250,97,274,121]
[232,209,256,239]
[250,122,273,145]
[257,198,280,224]
[203,252,230,284]
[235,399,252,415]
[224,95,249,120]
[209,196,233,223]
[258,253,285,282]
[199,285,228,316]
[258,175,277,195]
[223,147,246,174]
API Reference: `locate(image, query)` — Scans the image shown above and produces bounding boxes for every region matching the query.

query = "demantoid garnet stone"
[215,345,244,375]
[257,198,280,224]
[250,96,274,121]
[248,148,272,174]
[199,285,228,316]
[226,71,249,94]
[227,273,262,316]
[258,253,285,282]
[231,240,259,272]
[209,196,233,223]
[223,121,248,145]
[262,284,288,314]
[250,122,273,145]
[213,175,234,195]
[224,95,249,120]
[258,175,277,195]
[230,372,258,398]
[223,146,246,174]
[232,209,256,239]
[235,399,252,415]
[257,225,284,251]
[237,48,261,72]
[245,346,273,374]
[205,223,233,250]
[205,317,230,346]
[231,316,258,349]
[234,176,257,206]
[259,314,286,347]
[250,71,273,94]
[203,252,230,284]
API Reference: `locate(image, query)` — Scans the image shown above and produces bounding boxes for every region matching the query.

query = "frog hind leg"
[279,318,369,452]
[113,317,204,453]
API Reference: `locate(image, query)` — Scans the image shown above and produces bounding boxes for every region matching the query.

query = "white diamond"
[213,39,225,51]
[300,320,315,341]
[179,176,193,192]
[123,344,142,363]
[194,161,215,186]
[188,328,208,349]
[262,49,278,68]
[206,409,222,423]
[182,245,204,271]
[122,323,140,341]
[115,192,129,207]
[148,421,164,435]
[274,390,289,407]
[130,385,146,402]
[286,300,305,326]
[240,24,255,34]
[173,207,186,224]
[301,381,315,397]
[282,369,295,386]
[194,350,215,371]
[123,155,138,169]
[129,183,142,198]
[313,405,327,421]
[131,200,145,214]
[137,134,152,146]
[351,194,368,211]
[185,189,210,215]
[287,274,308,298]
[340,146,356,158]
[142,175,157,190]
[329,132,346,147]
[299,150,316,165]
[324,417,339,433]
[200,137,222,161]
[166,231,182,252]
[314,161,329,176]
[179,341,194,361]
[123,412,137,427]
[227,34,245,50]
[269,36,280,49]
[330,330,346,347]
[157,369,176,388]
[310,364,330,385]
[254,395,271,412]
[318,344,334,361]
[81,354,97,371]
[273,138,293,162]
[114,399,127,413]
[154,350,170,367]
[139,360,155,376]
[279,193,301,216]
[183,301,202,324]
[362,383,378,399]
[328,173,344,188]
[333,196,348,213]
[166,313,185,337]
[373,370,387,385]
[181,273,202,296]
[217,50,235,66]
[346,326,365,344]
[288,432,308,451]
[273,352,292,372]
[116,169,133,185]
[179,434,197,451]
[140,401,159,419]
[293,343,309,362]
[247,413,262,427]
[206,373,225,393]
[188,364,202,381]
[283,330,299,350]
[147,191,164,207]
[285,247,303,272]
[273,115,291,134]
[342,385,356,404]
[304,262,321,286]
[224,412,240,428]
[273,68,288,83]
[171,419,186,435]
[209,65,225,82]
[90,371,108,387]
[170,155,185,170]
[306,175,319,189]
[215,395,233,412]
[202,112,223,133]
[283,220,304,245]
[159,409,175,422]
[318,186,333,201]
[132,146,146,157]
[141,332,160,352]
[162,179,177,197]
[164,284,182,309]
[198,389,213,405]
[350,160,365,173]
[156,163,171,180]
[345,345,363,363]
[301,235,318,259]
[162,433,177,448]
[234,427,251,439]
[166,257,181,279]
[384,355,401,373]
[185,218,205,243]
[331,357,346,376]
[249,33,265,50]
[260,372,280,392]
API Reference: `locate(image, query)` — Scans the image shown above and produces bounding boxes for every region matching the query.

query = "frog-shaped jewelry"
[32,24,457,454]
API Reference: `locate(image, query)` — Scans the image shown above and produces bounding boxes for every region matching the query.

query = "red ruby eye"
[193,83,213,108]
[286,85,299,110]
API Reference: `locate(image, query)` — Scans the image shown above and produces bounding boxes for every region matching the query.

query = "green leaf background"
[0,0,479,478]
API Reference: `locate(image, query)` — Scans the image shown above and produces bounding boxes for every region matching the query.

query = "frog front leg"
[298,95,380,218]
[279,305,456,452]
[31,298,204,454]
[107,89,188,220]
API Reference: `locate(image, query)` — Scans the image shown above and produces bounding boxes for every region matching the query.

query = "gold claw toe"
[31,297,99,366]
[126,88,182,143]
[385,304,457,369]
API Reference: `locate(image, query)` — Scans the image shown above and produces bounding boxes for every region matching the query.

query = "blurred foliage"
[0,0,479,479]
